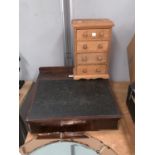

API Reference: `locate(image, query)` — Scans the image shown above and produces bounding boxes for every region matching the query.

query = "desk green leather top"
[27,79,120,120]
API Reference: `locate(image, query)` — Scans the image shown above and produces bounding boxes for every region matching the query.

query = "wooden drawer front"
[77,41,108,52]
[77,65,107,75]
[77,53,107,65]
[77,29,111,41]
[28,118,119,133]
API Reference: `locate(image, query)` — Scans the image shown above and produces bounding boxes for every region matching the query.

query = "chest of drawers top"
[72,19,114,28]
[72,19,114,80]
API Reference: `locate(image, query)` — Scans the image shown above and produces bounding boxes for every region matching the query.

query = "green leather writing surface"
[28,79,120,120]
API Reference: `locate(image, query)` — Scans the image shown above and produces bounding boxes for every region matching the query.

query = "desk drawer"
[77,41,109,53]
[77,29,111,41]
[77,53,107,65]
[27,118,119,133]
[77,65,107,75]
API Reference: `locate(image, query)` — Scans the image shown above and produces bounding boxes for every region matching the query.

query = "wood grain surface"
[19,81,33,108]
[72,19,113,80]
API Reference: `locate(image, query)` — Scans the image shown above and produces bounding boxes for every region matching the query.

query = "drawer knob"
[83,32,88,38]
[96,68,101,73]
[92,32,97,37]
[60,120,86,126]
[99,32,104,37]
[83,44,88,49]
[97,56,103,61]
[81,56,87,61]
[98,44,103,49]
[82,68,87,73]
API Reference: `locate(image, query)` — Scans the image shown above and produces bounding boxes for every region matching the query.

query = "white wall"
[70,0,135,81]
[19,0,65,80]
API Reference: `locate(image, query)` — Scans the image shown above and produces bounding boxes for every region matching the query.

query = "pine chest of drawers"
[72,19,114,80]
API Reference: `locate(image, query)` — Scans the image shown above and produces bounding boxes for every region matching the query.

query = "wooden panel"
[127,35,135,84]
[77,41,109,52]
[38,67,73,80]
[74,74,110,80]
[77,65,107,75]
[77,29,111,41]
[77,53,107,65]
[19,81,33,108]
[72,19,114,28]
[28,118,118,133]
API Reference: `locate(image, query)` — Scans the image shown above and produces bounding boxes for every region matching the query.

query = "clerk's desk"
[19,67,134,155]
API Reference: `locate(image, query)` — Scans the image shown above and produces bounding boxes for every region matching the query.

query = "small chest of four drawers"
[72,19,114,80]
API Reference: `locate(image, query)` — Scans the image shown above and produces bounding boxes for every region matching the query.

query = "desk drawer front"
[77,53,107,65]
[77,41,109,52]
[28,118,119,133]
[77,29,111,41]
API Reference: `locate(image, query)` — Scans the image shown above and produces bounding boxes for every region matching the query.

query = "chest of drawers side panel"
[105,28,112,75]
[73,28,77,75]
